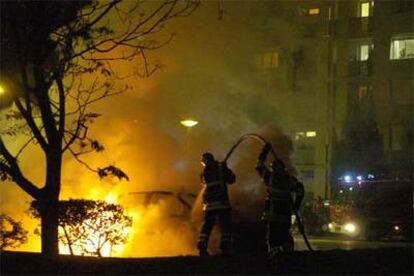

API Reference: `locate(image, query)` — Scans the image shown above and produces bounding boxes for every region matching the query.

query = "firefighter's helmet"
[201,152,215,166]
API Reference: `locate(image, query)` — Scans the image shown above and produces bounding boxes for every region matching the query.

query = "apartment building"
[333,0,413,179]
[252,0,413,198]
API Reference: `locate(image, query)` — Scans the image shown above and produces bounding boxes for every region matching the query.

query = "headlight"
[344,223,356,233]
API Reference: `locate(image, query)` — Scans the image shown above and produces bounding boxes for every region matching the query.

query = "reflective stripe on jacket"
[201,162,234,211]
[202,200,230,211]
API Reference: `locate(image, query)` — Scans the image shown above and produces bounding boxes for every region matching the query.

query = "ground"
[1,247,412,275]
[294,234,413,251]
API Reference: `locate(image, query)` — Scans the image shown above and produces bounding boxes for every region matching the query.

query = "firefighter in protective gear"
[256,143,304,258]
[197,152,236,256]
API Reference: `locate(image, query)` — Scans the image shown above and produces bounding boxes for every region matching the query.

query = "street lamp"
[180,119,199,128]
[179,119,199,162]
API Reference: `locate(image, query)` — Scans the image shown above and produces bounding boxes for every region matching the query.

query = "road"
[295,235,413,251]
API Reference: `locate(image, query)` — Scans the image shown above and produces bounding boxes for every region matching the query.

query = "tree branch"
[14,99,49,151]
[56,77,66,139]
[67,146,98,173]
[16,136,36,159]
[82,0,121,31]
[0,139,41,199]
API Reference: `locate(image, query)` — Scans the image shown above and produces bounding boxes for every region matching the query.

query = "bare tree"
[0,213,28,250]
[0,0,198,256]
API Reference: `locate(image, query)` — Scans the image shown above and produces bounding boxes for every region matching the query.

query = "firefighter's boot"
[220,233,233,256]
[198,249,209,257]
[197,233,209,257]
[281,240,294,252]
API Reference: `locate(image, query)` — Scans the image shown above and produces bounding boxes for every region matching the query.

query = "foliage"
[30,199,133,257]
[98,165,130,181]
[0,0,199,188]
[331,94,385,179]
[0,213,28,250]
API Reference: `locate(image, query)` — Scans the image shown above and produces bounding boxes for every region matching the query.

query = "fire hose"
[224,133,313,251]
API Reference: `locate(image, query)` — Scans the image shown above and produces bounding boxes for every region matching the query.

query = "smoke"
[1,1,300,256]
[115,198,197,257]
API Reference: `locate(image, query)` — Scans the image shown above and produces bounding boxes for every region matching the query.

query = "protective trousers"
[197,209,232,254]
[267,221,294,257]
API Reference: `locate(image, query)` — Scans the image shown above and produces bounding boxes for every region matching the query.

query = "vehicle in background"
[327,176,413,241]
[300,197,331,236]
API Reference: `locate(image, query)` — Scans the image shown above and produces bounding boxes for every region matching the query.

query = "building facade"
[333,0,413,180]
[253,0,413,198]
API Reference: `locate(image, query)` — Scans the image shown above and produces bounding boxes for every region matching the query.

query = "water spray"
[224,133,313,251]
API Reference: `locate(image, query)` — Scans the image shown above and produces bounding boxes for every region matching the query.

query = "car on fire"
[129,190,269,255]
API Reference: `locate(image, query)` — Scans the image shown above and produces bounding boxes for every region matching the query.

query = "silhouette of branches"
[0,213,28,250]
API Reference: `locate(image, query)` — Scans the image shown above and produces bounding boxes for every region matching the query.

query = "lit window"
[358,85,368,101]
[295,132,305,140]
[357,43,373,61]
[359,45,369,61]
[263,52,278,68]
[257,52,279,69]
[308,8,320,15]
[390,36,414,60]
[296,131,317,139]
[359,2,371,17]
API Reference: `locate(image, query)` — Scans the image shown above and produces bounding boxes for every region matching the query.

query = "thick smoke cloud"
[1,1,298,256]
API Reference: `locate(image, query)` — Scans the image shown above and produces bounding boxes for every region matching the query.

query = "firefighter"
[256,143,304,259]
[197,152,236,256]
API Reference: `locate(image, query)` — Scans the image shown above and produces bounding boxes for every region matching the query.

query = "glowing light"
[308,8,320,15]
[344,223,356,233]
[356,175,363,181]
[339,190,343,194]
[328,223,333,229]
[104,193,118,204]
[306,131,317,137]
[367,174,375,179]
[58,222,113,257]
[360,2,370,17]
[344,175,353,183]
[394,225,400,231]
[0,85,5,95]
[180,119,198,128]
[349,187,353,191]
[295,132,305,140]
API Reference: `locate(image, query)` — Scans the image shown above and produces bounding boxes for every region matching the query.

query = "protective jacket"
[256,147,304,222]
[201,161,236,211]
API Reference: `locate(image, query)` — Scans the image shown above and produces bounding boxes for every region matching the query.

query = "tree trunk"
[40,149,62,257]
[40,199,59,257]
